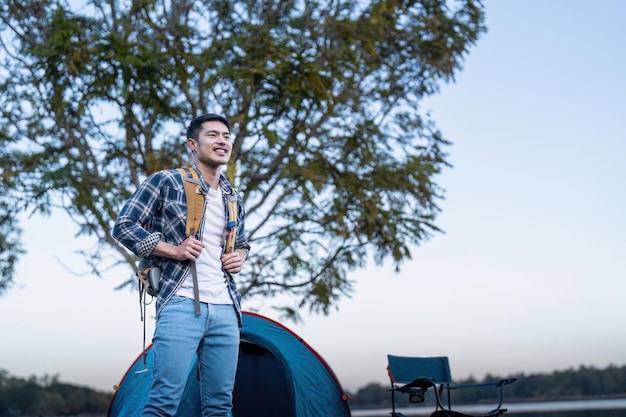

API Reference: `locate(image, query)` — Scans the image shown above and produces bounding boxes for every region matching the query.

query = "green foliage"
[502,364,626,402]
[0,0,486,318]
[0,199,24,296]
[0,370,111,416]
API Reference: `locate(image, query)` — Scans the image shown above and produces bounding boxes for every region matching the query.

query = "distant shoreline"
[350,394,626,409]
[350,397,626,416]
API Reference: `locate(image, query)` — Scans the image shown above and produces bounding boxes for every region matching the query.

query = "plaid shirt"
[112,164,250,325]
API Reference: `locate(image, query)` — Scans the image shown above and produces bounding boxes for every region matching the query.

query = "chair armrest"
[447,377,516,390]
[497,378,517,387]
[393,377,436,393]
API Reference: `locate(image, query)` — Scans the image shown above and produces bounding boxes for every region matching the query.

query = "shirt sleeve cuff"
[135,232,164,258]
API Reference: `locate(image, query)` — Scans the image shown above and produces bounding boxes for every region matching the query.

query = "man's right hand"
[151,237,205,261]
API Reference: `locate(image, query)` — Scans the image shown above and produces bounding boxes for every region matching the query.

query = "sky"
[1,1,625,394]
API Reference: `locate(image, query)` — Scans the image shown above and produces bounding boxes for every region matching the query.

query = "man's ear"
[187,137,197,152]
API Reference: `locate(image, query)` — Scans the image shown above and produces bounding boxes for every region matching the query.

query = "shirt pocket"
[161,186,187,239]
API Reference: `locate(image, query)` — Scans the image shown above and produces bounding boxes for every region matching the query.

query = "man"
[112,113,250,417]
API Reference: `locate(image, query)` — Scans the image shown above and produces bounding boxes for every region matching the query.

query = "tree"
[0,369,112,415]
[0,0,485,318]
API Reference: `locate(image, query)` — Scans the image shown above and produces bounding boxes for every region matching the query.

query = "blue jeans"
[143,296,240,417]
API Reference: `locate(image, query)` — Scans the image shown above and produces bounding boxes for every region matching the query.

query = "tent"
[107,311,352,417]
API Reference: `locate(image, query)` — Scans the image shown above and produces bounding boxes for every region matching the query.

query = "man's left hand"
[222,249,247,273]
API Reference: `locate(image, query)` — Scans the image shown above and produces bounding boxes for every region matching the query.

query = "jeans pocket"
[168,294,190,305]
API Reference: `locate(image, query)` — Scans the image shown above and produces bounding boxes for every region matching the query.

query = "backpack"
[178,166,239,252]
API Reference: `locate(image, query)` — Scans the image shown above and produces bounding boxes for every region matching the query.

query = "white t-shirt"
[177,187,232,304]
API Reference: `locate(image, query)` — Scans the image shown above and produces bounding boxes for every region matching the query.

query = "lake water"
[350,398,626,417]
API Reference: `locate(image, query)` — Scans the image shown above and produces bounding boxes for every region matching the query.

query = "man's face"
[196,120,232,166]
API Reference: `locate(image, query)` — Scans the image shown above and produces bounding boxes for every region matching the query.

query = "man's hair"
[186,113,231,139]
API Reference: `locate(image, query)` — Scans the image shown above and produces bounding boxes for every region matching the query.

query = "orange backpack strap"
[178,167,205,238]
[178,167,205,316]
[224,190,238,254]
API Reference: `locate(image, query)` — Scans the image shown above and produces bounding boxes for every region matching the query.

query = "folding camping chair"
[387,355,516,417]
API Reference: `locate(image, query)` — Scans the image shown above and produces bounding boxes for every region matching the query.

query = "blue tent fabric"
[107,311,352,417]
